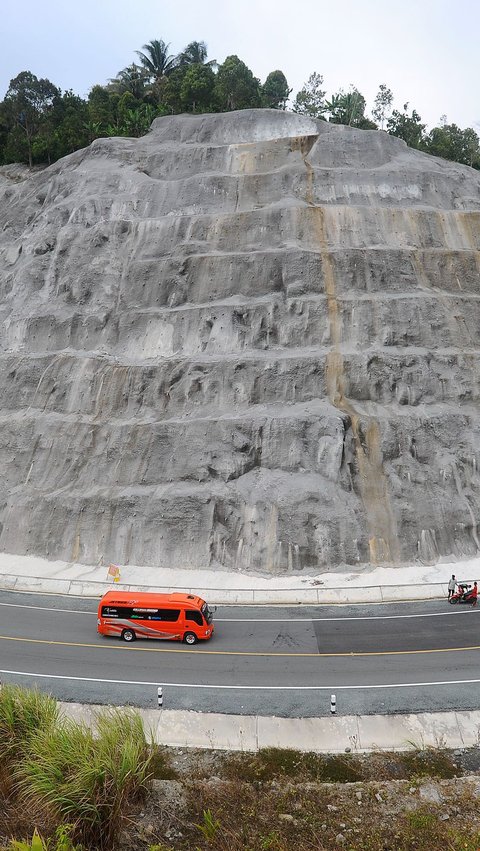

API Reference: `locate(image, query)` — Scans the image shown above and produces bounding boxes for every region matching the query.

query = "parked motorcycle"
[449,583,476,605]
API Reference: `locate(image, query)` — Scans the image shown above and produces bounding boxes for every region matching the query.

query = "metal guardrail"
[0,570,455,604]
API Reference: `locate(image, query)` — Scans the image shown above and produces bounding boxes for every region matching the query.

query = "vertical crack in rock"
[305,159,401,563]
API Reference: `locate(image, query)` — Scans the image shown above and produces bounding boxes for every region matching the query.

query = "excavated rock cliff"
[1,109,480,573]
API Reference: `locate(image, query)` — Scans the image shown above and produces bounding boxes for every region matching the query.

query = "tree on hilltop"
[387,103,425,148]
[3,71,60,166]
[214,56,261,111]
[424,122,480,168]
[292,72,326,118]
[179,40,216,68]
[325,87,373,127]
[109,63,147,99]
[136,39,178,81]
[262,70,291,110]
[372,84,393,129]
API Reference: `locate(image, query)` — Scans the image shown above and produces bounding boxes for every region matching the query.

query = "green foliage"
[179,41,214,67]
[0,684,58,764]
[325,87,368,126]
[6,825,82,851]
[387,102,426,148]
[399,748,457,779]
[425,122,480,167]
[3,71,60,166]
[136,39,178,81]
[292,72,325,117]
[195,808,221,843]
[0,35,476,170]
[372,83,393,129]
[180,64,216,112]
[222,746,363,783]
[144,744,178,780]
[109,63,147,99]
[16,708,152,847]
[214,55,261,111]
[262,71,291,110]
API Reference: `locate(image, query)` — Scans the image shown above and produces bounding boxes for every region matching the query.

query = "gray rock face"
[1,108,480,573]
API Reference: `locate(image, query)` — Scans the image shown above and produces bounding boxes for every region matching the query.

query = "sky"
[1,0,479,131]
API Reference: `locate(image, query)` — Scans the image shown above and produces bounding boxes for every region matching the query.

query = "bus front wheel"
[121,628,136,642]
[183,631,198,645]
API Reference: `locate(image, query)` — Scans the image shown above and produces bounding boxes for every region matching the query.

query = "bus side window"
[154,609,181,622]
[186,610,203,626]
[101,606,133,618]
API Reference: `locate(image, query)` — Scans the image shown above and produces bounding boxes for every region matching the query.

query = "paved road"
[1,589,479,716]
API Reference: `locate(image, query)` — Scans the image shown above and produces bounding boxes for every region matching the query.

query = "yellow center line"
[1,634,480,658]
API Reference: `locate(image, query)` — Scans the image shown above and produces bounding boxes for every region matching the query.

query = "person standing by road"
[448,575,456,600]
[469,581,478,607]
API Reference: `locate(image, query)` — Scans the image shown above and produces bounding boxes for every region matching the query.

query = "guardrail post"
[157,686,163,709]
[330,693,336,715]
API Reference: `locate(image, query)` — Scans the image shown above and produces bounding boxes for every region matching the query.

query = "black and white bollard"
[157,686,163,709]
[330,693,336,715]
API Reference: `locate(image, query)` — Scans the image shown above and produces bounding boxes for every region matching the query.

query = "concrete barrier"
[58,702,480,753]
[0,571,462,605]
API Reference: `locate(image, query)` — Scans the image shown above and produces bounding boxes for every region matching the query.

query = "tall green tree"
[387,103,425,149]
[48,91,89,159]
[3,71,60,166]
[180,64,216,112]
[136,39,178,81]
[87,85,119,132]
[262,70,291,109]
[292,72,325,117]
[109,64,147,99]
[214,55,261,111]
[372,84,393,129]
[179,40,216,67]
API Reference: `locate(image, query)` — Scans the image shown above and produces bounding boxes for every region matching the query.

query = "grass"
[149,746,179,781]
[16,709,152,848]
[221,747,363,783]
[398,748,458,779]
[0,685,58,765]
[1,689,480,851]
[0,687,156,849]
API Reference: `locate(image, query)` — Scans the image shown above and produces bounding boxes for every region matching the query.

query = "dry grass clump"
[179,780,480,851]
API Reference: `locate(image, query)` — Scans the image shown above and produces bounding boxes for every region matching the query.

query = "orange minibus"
[97,590,215,645]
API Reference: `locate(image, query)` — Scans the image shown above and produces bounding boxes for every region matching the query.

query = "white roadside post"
[157,686,163,709]
[330,693,336,715]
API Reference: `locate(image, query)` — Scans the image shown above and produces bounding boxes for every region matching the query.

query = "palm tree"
[179,40,216,68]
[109,64,147,99]
[136,39,178,81]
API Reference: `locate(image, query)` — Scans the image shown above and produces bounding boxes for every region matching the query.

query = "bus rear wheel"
[121,628,136,642]
[183,631,198,645]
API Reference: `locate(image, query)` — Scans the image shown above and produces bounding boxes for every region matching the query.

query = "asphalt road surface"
[0,589,479,717]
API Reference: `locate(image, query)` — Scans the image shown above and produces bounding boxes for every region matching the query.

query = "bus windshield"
[201,602,214,624]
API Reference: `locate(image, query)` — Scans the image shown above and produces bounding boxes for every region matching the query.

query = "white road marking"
[0,601,94,615]
[217,611,477,623]
[2,668,480,690]
[0,600,475,622]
